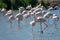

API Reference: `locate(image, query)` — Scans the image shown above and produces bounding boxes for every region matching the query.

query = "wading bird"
[51,14,59,30]
[8,15,15,28]
[30,20,36,40]
[18,7,25,13]
[26,5,32,10]
[5,10,13,16]
[36,17,48,34]
[5,10,14,28]
[15,13,23,29]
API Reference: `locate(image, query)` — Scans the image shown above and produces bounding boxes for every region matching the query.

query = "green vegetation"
[0,0,50,10]
[40,0,50,9]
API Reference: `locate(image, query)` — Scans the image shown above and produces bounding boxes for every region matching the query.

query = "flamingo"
[26,5,32,10]
[52,14,59,22]
[18,7,25,13]
[1,8,6,16]
[5,10,14,28]
[5,10,13,16]
[8,15,15,28]
[15,13,23,29]
[31,11,48,33]
[36,17,48,34]
[51,14,59,30]
[31,10,46,21]
[1,8,6,12]
[23,11,30,27]
[30,20,36,40]
[15,7,25,29]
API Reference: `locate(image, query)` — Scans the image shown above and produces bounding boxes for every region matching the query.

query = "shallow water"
[0,9,60,40]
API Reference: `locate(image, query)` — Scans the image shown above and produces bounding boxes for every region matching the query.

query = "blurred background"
[0,0,60,10]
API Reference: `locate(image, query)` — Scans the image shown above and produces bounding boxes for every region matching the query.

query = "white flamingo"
[8,15,15,28]
[36,17,48,34]
[51,14,59,30]
[1,8,6,12]
[23,12,30,26]
[31,10,46,21]
[1,8,6,16]
[5,10,13,16]
[26,5,32,10]
[5,10,14,28]
[31,11,48,33]
[18,7,25,13]
[30,20,36,40]
[15,13,23,29]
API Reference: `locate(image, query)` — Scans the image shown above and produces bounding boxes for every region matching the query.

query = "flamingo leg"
[9,20,12,29]
[17,20,20,30]
[24,19,28,27]
[47,18,49,24]
[53,20,57,31]
[40,23,43,34]
[43,22,48,30]
[32,26,34,40]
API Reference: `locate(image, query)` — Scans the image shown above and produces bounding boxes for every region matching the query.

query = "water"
[0,9,60,40]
